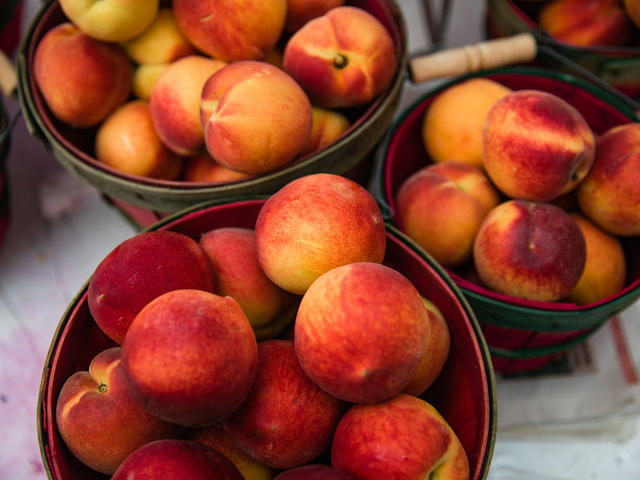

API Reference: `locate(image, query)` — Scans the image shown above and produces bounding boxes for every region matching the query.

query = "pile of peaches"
[519,0,640,48]
[33,0,398,182]
[394,77,639,305]
[55,173,470,480]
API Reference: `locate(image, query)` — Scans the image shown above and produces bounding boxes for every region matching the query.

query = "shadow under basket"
[375,66,640,374]
[38,197,496,480]
[485,0,640,99]
[16,0,407,214]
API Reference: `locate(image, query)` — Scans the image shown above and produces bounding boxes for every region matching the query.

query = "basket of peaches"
[17,0,406,220]
[375,65,640,374]
[38,173,496,480]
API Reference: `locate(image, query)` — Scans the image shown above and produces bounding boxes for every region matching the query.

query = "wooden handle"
[0,49,17,98]
[409,32,538,84]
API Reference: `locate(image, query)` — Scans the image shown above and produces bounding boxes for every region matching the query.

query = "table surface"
[1,1,639,479]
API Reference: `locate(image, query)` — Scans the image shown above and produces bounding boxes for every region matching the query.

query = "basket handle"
[409,32,538,84]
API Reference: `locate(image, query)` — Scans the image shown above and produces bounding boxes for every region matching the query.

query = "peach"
[566,213,627,305]
[275,465,355,479]
[150,55,226,155]
[199,228,298,333]
[395,161,501,267]
[624,0,640,28]
[112,439,243,480]
[132,63,167,100]
[55,348,177,475]
[87,230,216,344]
[295,262,429,403]
[122,289,258,427]
[483,89,595,202]
[183,152,252,183]
[298,107,351,157]
[223,340,347,469]
[331,394,469,480]
[190,423,276,480]
[539,0,631,47]
[403,297,451,397]
[122,8,195,64]
[33,22,132,128]
[255,173,386,295]
[473,200,587,302]
[577,122,640,236]
[422,78,512,168]
[95,100,183,180]
[283,6,397,108]
[59,0,159,42]
[284,0,345,33]
[173,0,286,61]
[200,61,313,175]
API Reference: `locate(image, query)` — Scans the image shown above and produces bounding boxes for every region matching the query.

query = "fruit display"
[38,177,495,480]
[18,0,407,212]
[377,68,640,373]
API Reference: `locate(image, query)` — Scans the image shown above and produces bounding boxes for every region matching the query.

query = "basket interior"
[40,199,495,480]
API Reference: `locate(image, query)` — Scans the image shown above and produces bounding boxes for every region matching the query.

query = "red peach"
[183,152,252,184]
[275,464,355,480]
[173,0,286,61]
[473,200,587,302]
[55,348,177,475]
[395,161,500,267]
[331,394,470,480]
[223,340,347,469]
[33,22,132,127]
[87,230,216,344]
[284,0,345,33]
[200,61,313,175]
[122,289,258,427]
[150,55,226,155]
[298,107,351,157]
[283,6,397,108]
[255,173,386,295]
[295,262,429,403]
[483,89,595,202]
[112,439,243,480]
[577,122,640,236]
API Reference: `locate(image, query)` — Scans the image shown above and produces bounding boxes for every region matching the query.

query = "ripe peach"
[199,228,298,333]
[183,152,252,184]
[539,0,631,47]
[173,0,286,61]
[395,161,500,267]
[87,230,216,344]
[150,55,226,155]
[577,122,640,236]
[402,297,451,397]
[112,439,243,480]
[331,394,469,480]
[422,78,512,168]
[473,200,587,302]
[283,6,397,108]
[122,289,258,427]
[59,0,159,42]
[295,262,429,403]
[275,465,355,480]
[624,0,640,28]
[200,61,313,175]
[255,173,386,295]
[223,340,347,469]
[122,8,195,64]
[33,22,132,127]
[567,213,627,305]
[95,100,183,180]
[483,89,595,202]
[190,423,276,480]
[298,107,351,157]
[56,348,177,475]
[132,63,167,100]
[284,0,345,33]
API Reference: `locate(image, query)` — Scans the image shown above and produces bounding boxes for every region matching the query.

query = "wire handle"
[409,32,538,84]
